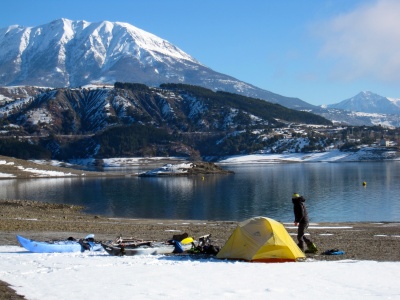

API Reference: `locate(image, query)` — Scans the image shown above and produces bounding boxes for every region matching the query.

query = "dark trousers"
[297,222,312,250]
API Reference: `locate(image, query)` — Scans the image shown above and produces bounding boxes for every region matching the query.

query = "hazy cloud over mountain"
[317,0,400,84]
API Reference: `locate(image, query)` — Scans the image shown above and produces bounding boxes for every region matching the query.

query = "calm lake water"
[1,162,400,222]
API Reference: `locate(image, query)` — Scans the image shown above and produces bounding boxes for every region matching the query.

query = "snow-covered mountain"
[0,18,314,110]
[326,91,400,115]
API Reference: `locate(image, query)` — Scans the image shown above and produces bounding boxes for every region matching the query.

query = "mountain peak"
[0,19,200,87]
[360,91,373,96]
[354,91,385,101]
[327,91,400,114]
[50,18,71,25]
[0,18,314,110]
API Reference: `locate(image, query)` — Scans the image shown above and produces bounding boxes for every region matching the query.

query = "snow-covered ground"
[0,245,399,299]
[218,148,399,164]
[67,149,400,169]
[0,159,77,178]
[88,149,400,167]
[218,151,351,164]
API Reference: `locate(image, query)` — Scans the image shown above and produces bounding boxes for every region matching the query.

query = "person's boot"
[305,243,318,254]
[297,242,305,252]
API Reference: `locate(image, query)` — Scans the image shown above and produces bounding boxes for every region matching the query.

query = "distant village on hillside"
[253,123,398,155]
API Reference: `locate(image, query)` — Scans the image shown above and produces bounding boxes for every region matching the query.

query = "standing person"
[292,193,318,253]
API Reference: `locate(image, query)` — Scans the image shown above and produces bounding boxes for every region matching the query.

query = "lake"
[1,162,399,222]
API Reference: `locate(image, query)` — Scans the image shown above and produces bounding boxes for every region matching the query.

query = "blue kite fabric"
[322,249,345,255]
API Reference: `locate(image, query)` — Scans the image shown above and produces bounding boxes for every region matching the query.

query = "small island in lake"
[138,162,234,177]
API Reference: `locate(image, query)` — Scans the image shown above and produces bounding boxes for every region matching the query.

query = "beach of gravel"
[1,199,400,299]
[1,199,399,262]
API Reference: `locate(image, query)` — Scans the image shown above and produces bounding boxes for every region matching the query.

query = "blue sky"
[1,0,399,105]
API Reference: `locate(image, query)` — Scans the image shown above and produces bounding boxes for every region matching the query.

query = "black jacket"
[292,196,309,224]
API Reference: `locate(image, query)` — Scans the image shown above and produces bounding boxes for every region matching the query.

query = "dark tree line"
[0,139,51,159]
[160,83,332,125]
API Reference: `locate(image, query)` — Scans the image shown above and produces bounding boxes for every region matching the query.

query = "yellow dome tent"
[216,216,305,262]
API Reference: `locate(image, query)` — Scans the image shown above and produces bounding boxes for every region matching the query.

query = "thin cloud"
[316,0,400,83]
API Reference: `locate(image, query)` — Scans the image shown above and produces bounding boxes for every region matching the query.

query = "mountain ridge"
[0,83,331,159]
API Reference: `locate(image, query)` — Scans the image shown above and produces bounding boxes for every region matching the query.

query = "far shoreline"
[0,155,233,179]
[1,152,399,180]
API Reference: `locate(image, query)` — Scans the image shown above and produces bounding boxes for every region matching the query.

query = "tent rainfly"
[216,216,305,262]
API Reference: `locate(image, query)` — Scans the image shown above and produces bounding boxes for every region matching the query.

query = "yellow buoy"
[363,181,367,186]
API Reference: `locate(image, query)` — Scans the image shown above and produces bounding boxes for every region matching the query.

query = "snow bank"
[0,246,399,299]
[218,149,399,164]
[17,166,76,177]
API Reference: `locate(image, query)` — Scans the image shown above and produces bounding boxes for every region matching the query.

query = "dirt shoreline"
[1,199,400,299]
[1,199,400,262]
[0,155,231,179]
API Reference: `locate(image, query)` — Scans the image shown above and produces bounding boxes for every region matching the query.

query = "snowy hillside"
[0,19,198,87]
[387,97,400,107]
[0,86,45,103]
[312,107,400,128]
[0,83,329,135]
[0,19,314,110]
